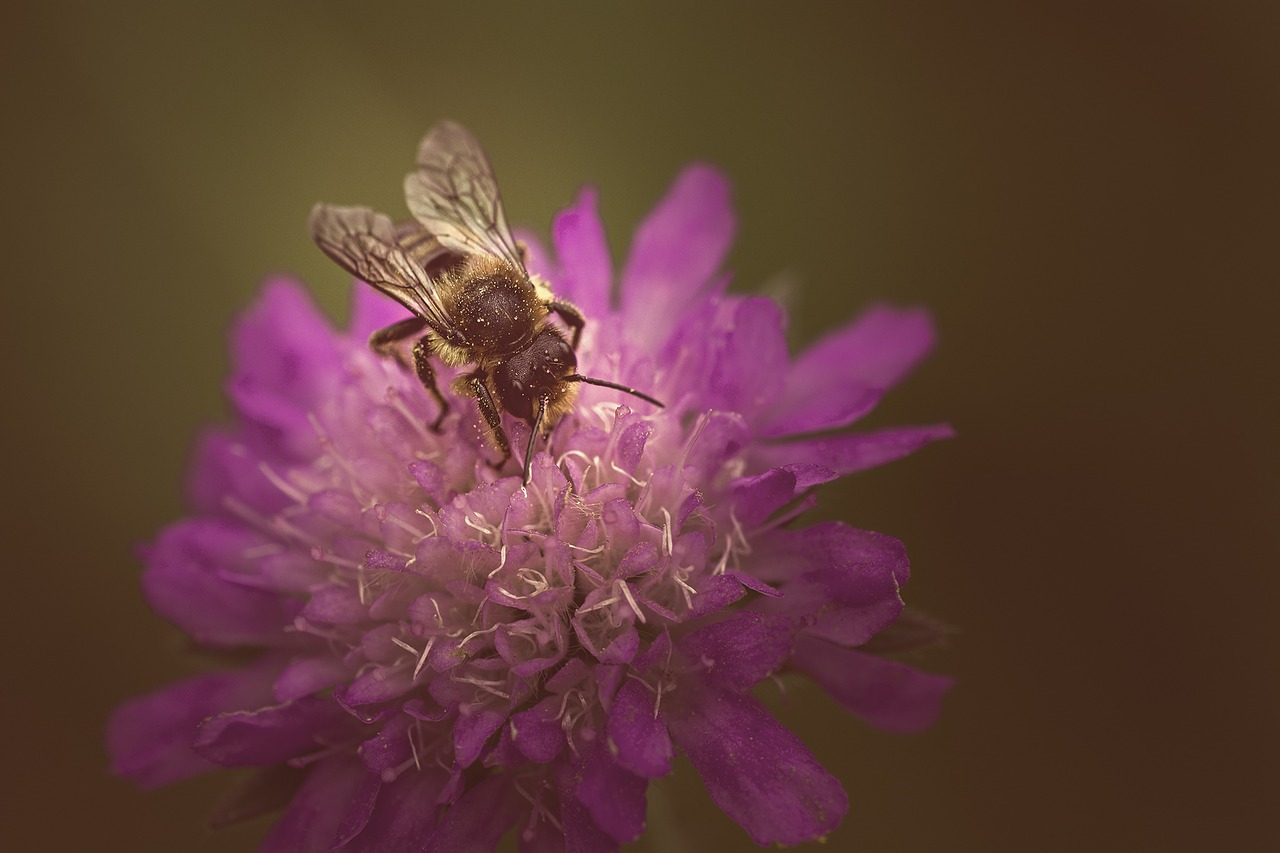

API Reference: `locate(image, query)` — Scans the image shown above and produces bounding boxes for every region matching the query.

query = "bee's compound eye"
[541,335,576,373]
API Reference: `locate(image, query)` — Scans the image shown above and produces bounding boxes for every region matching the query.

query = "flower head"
[109,165,952,850]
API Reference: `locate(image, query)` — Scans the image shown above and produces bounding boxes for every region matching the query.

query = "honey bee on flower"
[111,125,952,850]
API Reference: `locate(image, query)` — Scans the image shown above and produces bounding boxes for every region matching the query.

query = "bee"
[308,121,663,484]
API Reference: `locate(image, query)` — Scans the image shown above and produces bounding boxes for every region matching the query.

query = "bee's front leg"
[547,299,585,349]
[519,395,552,486]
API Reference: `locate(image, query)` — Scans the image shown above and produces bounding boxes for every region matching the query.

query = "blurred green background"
[5,1,1277,850]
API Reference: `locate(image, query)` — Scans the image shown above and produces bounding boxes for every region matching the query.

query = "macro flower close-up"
[107,155,952,850]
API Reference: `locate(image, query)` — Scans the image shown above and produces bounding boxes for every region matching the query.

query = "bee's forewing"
[308,203,464,341]
[403,121,526,273]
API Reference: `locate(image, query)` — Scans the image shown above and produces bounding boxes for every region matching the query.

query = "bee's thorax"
[446,255,544,355]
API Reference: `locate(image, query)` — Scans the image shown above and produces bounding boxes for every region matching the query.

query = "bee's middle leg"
[411,337,450,431]
[468,374,511,472]
[370,317,427,364]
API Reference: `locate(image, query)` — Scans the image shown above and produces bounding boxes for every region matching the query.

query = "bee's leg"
[469,375,511,472]
[369,317,429,367]
[547,300,585,349]
[410,336,451,431]
[521,395,550,485]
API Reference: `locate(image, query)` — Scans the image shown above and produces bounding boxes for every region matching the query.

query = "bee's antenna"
[565,375,664,409]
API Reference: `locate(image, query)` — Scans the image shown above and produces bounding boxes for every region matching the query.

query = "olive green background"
[5,2,1277,850]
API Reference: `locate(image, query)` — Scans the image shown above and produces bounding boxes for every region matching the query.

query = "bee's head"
[493,329,578,422]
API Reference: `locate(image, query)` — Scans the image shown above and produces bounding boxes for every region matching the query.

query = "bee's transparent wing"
[308,203,466,343]
[392,219,452,278]
[403,121,526,272]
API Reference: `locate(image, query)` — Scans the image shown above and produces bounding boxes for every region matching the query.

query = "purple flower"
[109,165,952,850]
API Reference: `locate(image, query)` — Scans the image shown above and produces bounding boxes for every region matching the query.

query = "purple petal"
[730,466,799,529]
[791,634,953,732]
[343,767,452,852]
[606,679,673,778]
[260,755,368,852]
[677,409,751,476]
[728,570,782,598]
[545,657,591,694]
[300,584,369,628]
[665,679,847,845]
[761,304,935,435]
[209,764,307,829]
[688,574,747,617]
[274,655,353,703]
[730,463,835,530]
[758,385,884,438]
[333,771,381,847]
[454,704,510,767]
[518,812,579,853]
[706,298,788,418]
[510,697,568,763]
[630,631,672,674]
[425,772,524,853]
[620,166,734,347]
[227,278,343,459]
[552,186,613,317]
[142,519,291,648]
[800,304,937,390]
[861,607,950,654]
[348,280,412,342]
[676,611,795,693]
[570,735,648,843]
[595,665,626,712]
[185,428,289,516]
[749,521,911,585]
[755,423,954,476]
[193,694,349,767]
[573,586,640,665]
[357,714,413,781]
[747,523,907,646]
[554,759,621,853]
[107,662,278,787]
[338,667,416,710]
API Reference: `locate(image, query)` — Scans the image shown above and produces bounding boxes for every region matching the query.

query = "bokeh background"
[5,1,1277,850]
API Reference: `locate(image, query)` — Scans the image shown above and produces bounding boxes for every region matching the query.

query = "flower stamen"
[385,386,438,448]
[413,508,439,539]
[464,513,496,538]
[307,413,373,503]
[610,460,646,488]
[378,506,432,541]
[257,462,310,504]
[618,580,646,624]
[456,623,500,651]
[453,674,511,701]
